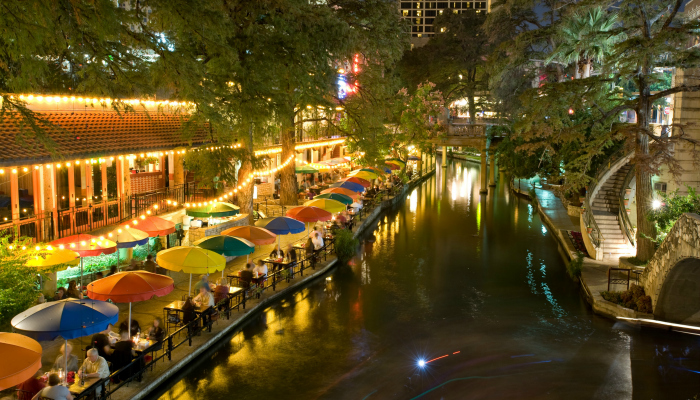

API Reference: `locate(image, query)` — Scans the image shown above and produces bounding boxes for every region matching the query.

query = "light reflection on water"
[155,159,700,400]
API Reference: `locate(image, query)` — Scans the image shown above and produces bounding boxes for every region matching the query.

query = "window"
[654,182,667,192]
[402,10,409,16]
[415,2,422,8]
[417,33,423,37]
[56,168,70,210]
[17,169,34,219]
[437,1,448,7]
[107,162,117,200]
[0,172,11,222]
[450,1,460,8]
[414,18,423,24]
[464,2,472,8]
[426,18,434,24]
[401,2,411,7]
[425,2,437,8]
[92,164,103,203]
[426,9,436,16]
[425,25,434,32]
[74,164,88,207]
[453,9,459,13]
[412,25,424,32]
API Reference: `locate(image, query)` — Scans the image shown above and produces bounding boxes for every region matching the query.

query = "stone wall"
[640,213,700,311]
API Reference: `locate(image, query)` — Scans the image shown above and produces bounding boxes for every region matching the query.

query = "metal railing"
[619,166,636,247]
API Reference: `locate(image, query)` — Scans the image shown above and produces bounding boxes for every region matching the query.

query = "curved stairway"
[591,164,636,260]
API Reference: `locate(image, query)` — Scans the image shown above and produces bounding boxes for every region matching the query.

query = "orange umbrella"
[339,176,370,187]
[321,187,360,200]
[87,271,175,336]
[285,206,332,222]
[123,216,176,237]
[221,225,277,245]
[0,333,42,391]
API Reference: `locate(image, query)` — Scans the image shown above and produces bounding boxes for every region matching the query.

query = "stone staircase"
[591,164,636,261]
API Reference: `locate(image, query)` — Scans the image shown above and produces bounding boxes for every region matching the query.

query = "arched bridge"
[640,213,700,324]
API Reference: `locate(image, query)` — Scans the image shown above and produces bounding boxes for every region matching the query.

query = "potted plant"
[624,199,629,206]
[587,226,593,234]
[625,188,632,197]
[626,208,631,215]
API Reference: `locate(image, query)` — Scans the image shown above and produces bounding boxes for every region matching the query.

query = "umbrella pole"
[189,273,192,296]
[80,258,84,292]
[128,302,132,339]
[64,339,68,384]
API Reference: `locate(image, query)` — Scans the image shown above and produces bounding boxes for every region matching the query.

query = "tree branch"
[648,84,700,102]
[661,0,682,31]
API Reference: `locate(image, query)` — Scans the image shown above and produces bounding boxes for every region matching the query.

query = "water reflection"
[156,158,700,400]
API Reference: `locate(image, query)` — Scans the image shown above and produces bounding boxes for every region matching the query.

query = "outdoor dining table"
[162,300,205,332]
[67,376,100,396]
[263,257,298,279]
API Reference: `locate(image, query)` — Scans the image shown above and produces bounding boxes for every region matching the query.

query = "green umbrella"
[295,165,319,174]
[314,193,353,205]
[186,202,240,218]
[193,235,255,279]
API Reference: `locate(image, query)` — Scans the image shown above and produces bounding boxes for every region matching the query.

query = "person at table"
[53,287,66,301]
[194,286,215,308]
[253,260,268,277]
[111,331,137,382]
[106,265,118,276]
[143,254,157,273]
[301,179,311,191]
[32,373,72,400]
[78,348,110,383]
[305,189,315,200]
[305,236,316,267]
[18,371,45,400]
[182,297,198,335]
[147,317,165,342]
[89,329,114,363]
[311,231,324,250]
[118,318,141,338]
[286,244,297,263]
[269,246,285,259]
[95,271,104,280]
[53,342,79,372]
[194,274,211,292]
[65,280,82,299]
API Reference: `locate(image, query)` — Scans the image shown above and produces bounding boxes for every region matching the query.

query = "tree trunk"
[280,110,298,206]
[635,96,657,262]
[237,123,255,225]
[581,61,592,79]
[467,90,476,125]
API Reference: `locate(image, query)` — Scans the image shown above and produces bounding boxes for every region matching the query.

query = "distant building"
[399,1,491,47]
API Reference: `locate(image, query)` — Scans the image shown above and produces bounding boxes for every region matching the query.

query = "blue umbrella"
[375,165,392,174]
[330,181,365,193]
[11,298,119,378]
[256,217,305,249]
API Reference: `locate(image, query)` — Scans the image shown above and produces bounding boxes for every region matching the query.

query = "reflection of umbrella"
[194,235,256,278]
[221,226,277,246]
[256,217,305,249]
[348,170,378,181]
[87,271,174,337]
[11,298,119,380]
[26,248,80,268]
[313,193,353,205]
[286,206,332,222]
[339,176,371,187]
[330,181,365,193]
[186,202,240,218]
[321,187,360,200]
[304,198,347,213]
[157,247,226,294]
[124,216,176,237]
[0,332,43,391]
[295,165,319,174]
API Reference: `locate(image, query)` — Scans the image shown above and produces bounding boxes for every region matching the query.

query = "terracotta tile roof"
[0,111,210,166]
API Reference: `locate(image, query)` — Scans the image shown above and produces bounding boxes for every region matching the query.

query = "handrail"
[618,165,636,247]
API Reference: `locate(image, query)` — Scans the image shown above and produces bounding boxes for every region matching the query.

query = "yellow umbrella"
[304,198,347,213]
[26,248,80,268]
[349,171,378,181]
[157,246,226,294]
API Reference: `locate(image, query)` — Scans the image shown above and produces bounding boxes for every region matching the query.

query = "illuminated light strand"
[426,354,450,364]
[254,138,346,157]
[11,93,195,109]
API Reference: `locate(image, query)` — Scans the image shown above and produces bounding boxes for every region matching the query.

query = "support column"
[489,153,496,187]
[42,165,58,239]
[10,167,19,222]
[173,151,185,187]
[480,150,488,194]
[442,146,447,168]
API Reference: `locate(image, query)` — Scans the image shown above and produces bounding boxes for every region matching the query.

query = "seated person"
[286,245,297,262]
[182,297,198,334]
[269,246,285,259]
[311,231,324,250]
[65,280,82,299]
[193,286,215,309]
[78,349,110,393]
[53,287,66,301]
[194,274,211,293]
[305,190,315,200]
[106,265,118,277]
[118,318,141,338]
[53,342,79,372]
[147,317,166,342]
[126,259,141,271]
[143,254,157,273]
[18,371,45,400]
[32,373,72,400]
[213,284,230,308]
[253,260,268,277]
[95,271,104,280]
[111,331,137,382]
[90,329,114,363]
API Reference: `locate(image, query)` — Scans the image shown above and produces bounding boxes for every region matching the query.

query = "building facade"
[399,1,491,47]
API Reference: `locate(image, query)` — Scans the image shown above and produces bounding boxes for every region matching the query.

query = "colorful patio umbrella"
[51,234,117,289]
[26,248,80,268]
[285,206,332,222]
[386,158,406,167]
[194,235,255,277]
[304,198,347,214]
[321,187,360,200]
[221,226,277,246]
[408,155,420,161]
[87,271,175,336]
[0,333,42,391]
[108,226,149,249]
[339,176,371,187]
[256,216,305,249]
[313,193,353,205]
[186,202,240,218]
[11,298,119,379]
[373,165,392,174]
[385,163,400,170]
[295,165,319,174]
[157,247,226,294]
[124,216,176,237]
[330,181,365,193]
[348,171,378,181]
[359,168,381,174]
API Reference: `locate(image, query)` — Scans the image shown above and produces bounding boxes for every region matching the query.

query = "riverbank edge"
[509,182,653,321]
[131,168,436,400]
[436,148,481,164]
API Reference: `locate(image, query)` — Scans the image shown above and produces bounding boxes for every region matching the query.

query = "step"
[603,243,635,250]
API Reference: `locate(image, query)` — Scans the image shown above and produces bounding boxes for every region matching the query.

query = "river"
[155,159,700,400]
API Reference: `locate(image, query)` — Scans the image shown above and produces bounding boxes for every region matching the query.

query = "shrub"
[567,252,584,279]
[646,186,700,245]
[334,229,358,261]
[600,284,652,313]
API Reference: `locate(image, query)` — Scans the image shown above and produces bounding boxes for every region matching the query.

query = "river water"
[155,160,700,400]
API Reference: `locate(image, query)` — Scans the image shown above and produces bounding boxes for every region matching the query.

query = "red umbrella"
[0,333,42,391]
[385,162,400,170]
[285,206,332,222]
[123,216,176,237]
[87,271,174,336]
[221,225,276,245]
[339,176,370,187]
[51,234,117,257]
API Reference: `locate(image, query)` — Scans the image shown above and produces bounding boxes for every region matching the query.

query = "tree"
[547,7,620,79]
